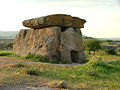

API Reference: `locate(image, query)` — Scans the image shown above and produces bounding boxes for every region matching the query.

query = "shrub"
[26,69,40,76]
[0,51,16,57]
[21,53,49,62]
[19,68,41,76]
[0,51,71,64]
[21,53,72,64]
[84,39,101,54]
[0,42,13,50]
[11,63,26,68]
[105,49,117,55]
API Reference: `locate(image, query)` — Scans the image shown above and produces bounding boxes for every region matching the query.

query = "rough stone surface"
[47,81,67,89]
[13,14,86,63]
[13,27,86,63]
[23,14,86,29]
[60,27,85,63]
[13,27,61,60]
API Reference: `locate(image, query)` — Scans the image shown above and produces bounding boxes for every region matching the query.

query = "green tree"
[117,44,120,53]
[105,49,117,55]
[117,44,120,49]
[0,42,13,50]
[84,39,101,54]
[6,43,13,50]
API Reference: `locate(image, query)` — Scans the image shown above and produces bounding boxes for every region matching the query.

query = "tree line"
[84,39,120,55]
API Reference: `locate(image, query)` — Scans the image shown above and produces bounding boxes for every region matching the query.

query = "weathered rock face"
[14,27,61,60]
[60,27,85,63]
[23,14,86,29]
[13,14,86,63]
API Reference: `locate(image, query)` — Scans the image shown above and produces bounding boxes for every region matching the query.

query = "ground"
[0,57,82,90]
[0,53,120,90]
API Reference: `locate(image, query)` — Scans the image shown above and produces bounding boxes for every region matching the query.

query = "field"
[0,51,120,89]
[87,51,120,61]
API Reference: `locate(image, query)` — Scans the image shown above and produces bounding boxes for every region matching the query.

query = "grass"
[0,50,120,89]
[0,50,119,62]
[20,53,72,64]
[87,51,120,61]
[20,53,49,62]
[0,51,16,57]
[0,60,120,89]
[0,51,71,64]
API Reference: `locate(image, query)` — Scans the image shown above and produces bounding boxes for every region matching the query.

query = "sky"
[0,0,120,38]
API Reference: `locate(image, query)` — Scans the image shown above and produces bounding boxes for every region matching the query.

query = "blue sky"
[0,0,120,38]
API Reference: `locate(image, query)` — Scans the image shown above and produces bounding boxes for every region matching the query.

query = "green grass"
[0,51,71,64]
[20,53,71,64]
[0,51,16,57]
[20,53,49,62]
[35,60,120,84]
[0,60,120,89]
[0,51,120,89]
[87,51,120,61]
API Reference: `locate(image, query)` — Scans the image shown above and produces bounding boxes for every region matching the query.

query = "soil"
[0,57,81,90]
[0,84,52,90]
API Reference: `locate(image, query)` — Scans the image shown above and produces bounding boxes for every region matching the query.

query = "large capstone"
[22,14,86,29]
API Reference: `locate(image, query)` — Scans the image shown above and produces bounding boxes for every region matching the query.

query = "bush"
[21,53,49,62]
[26,69,41,76]
[0,51,71,64]
[84,39,101,54]
[0,42,13,50]
[11,63,26,68]
[105,49,117,55]
[0,51,16,57]
[21,53,72,64]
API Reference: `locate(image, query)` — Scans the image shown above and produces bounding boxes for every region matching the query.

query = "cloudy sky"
[0,0,120,38]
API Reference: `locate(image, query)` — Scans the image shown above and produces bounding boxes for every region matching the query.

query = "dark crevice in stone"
[61,27,68,32]
[71,50,79,63]
[23,30,28,38]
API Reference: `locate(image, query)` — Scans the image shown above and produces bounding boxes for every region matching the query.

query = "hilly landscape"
[0,31,18,39]
[0,31,120,40]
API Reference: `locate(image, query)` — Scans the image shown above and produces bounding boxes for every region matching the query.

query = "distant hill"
[0,31,18,39]
[0,31,120,41]
[96,38,120,41]
[83,35,120,41]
